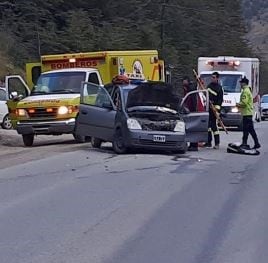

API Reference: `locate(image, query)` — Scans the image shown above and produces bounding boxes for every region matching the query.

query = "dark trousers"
[208,109,220,145]
[189,142,198,148]
[242,116,259,145]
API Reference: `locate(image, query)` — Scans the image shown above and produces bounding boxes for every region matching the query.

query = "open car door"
[180,90,209,143]
[76,82,116,141]
[5,75,31,128]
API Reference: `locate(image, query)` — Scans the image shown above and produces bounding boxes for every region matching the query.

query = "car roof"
[118,84,139,90]
[42,68,99,74]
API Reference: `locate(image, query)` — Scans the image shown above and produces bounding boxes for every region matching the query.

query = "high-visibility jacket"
[207,82,223,111]
[239,85,253,116]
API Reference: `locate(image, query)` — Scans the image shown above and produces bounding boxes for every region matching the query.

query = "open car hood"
[126,82,180,111]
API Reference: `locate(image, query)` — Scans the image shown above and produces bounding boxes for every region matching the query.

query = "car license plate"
[153,135,166,142]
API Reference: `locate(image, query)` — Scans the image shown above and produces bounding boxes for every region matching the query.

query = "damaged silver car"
[76,81,209,154]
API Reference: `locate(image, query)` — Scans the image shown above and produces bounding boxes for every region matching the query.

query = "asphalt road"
[0,122,267,263]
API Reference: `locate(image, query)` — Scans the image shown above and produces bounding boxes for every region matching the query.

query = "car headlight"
[16,109,27,117]
[127,118,142,130]
[174,121,185,133]
[231,106,239,113]
[58,106,69,115]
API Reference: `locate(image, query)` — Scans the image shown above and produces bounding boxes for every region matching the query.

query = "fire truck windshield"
[201,74,242,93]
[31,71,86,95]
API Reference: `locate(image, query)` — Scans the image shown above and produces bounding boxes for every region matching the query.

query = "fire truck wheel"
[22,134,34,147]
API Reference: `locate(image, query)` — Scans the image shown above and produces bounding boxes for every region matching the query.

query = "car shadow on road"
[91,144,189,157]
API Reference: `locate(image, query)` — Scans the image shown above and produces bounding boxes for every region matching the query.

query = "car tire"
[73,133,86,143]
[173,142,187,154]
[173,149,186,154]
[22,134,34,147]
[91,137,102,148]
[73,119,86,143]
[1,114,12,129]
[261,117,265,121]
[112,128,128,154]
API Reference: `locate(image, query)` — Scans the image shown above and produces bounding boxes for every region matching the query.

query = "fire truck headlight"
[231,106,239,113]
[58,106,69,115]
[17,109,27,117]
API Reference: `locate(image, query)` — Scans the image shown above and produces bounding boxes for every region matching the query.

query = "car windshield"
[31,72,86,95]
[261,96,268,103]
[201,74,242,93]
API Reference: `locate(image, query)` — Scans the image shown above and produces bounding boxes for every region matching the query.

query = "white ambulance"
[198,56,260,129]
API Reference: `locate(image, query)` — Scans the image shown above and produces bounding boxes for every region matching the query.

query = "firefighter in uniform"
[205,72,223,149]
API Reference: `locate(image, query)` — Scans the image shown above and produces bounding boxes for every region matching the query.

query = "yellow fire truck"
[26,50,165,88]
[6,50,165,146]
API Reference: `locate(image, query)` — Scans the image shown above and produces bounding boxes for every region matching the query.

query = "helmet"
[112,75,130,85]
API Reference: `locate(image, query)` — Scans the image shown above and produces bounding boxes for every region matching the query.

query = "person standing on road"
[182,76,198,151]
[236,76,261,149]
[204,72,223,149]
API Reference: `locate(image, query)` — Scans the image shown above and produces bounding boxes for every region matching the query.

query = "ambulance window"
[32,66,41,85]
[88,73,100,85]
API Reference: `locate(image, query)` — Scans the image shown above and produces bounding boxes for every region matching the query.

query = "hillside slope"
[1,0,267,91]
[243,0,268,60]
[242,0,268,92]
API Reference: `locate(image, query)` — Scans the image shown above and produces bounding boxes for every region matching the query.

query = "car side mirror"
[10,91,23,101]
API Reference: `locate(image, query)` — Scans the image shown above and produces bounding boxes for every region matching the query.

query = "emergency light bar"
[69,58,76,63]
[206,60,240,67]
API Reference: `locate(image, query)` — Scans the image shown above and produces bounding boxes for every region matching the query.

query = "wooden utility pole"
[160,0,169,52]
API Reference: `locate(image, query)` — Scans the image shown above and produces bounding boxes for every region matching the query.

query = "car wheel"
[1,114,12,129]
[174,149,186,154]
[91,137,102,148]
[73,120,86,143]
[261,117,265,121]
[73,133,86,143]
[173,142,187,154]
[22,134,34,147]
[112,129,128,154]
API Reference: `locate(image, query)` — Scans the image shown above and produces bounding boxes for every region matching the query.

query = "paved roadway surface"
[0,122,267,263]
